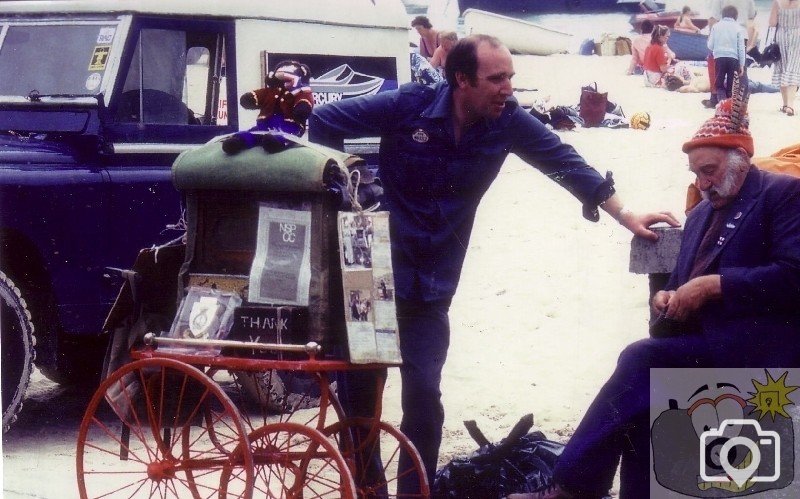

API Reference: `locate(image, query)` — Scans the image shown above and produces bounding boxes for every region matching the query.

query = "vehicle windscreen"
[0,22,119,97]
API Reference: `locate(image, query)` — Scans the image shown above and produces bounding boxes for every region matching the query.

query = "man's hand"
[652,289,675,315]
[662,275,722,321]
[618,209,681,241]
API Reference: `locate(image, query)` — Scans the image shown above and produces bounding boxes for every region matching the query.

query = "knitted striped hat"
[682,75,753,157]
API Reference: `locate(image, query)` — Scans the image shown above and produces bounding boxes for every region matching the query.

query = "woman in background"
[643,25,675,86]
[411,15,440,60]
[770,0,800,115]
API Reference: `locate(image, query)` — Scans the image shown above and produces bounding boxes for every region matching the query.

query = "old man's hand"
[618,209,681,241]
[664,274,722,321]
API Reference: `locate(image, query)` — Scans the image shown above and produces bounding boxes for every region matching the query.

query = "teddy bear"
[222,60,314,154]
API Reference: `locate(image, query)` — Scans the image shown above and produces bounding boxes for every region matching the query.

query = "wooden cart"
[76,137,425,498]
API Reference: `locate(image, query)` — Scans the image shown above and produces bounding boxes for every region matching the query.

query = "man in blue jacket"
[309,34,678,493]
[513,93,800,498]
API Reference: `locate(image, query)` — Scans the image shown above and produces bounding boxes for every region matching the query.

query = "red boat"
[629,10,709,32]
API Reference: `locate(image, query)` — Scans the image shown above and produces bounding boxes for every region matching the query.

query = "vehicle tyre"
[1,271,35,433]
[38,335,107,386]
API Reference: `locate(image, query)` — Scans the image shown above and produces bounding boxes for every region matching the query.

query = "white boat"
[462,8,573,55]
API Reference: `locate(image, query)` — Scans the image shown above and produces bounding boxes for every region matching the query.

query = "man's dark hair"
[641,20,654,34]
[411,15,432,29]
[721,5,738,19]
[444,34,503,87]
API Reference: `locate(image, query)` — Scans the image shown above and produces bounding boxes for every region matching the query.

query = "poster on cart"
[249,205,312,306]
[338,211,401,364]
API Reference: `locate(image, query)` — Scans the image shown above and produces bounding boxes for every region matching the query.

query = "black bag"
[432,414,564,498]
[762,27,781,66]
[579,82,608,127]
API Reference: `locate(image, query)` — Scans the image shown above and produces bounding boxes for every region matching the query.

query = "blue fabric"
[556,336,713,498]
[714,56,740,101]
[309,81,610,302]
[555,168,800,497]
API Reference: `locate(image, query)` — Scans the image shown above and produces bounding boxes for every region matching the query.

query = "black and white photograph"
[339,212,374,270]
[347,288,374,323]
[374,272,395,301]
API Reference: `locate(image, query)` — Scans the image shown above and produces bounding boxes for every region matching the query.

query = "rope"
[276,133,364,213]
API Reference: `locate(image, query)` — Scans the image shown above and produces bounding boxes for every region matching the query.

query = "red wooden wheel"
[76,358,253,498]
[220,421,356,498]
[228,369,344,434]
[322,418,429,498]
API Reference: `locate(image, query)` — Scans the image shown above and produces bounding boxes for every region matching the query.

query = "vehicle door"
[100,17,237,307]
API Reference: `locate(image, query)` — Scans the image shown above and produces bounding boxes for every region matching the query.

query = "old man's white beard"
[700,154,747,203]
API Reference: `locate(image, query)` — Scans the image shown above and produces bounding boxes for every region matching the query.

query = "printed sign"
[264,52,398,107]
[88,46,110,71]
[248,206,312,306]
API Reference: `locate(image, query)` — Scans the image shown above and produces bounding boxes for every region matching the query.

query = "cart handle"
[142,332,322,357]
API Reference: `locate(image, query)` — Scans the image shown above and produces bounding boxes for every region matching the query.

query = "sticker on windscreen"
[88,46,110,71]
[85,73,102,91]
[97,27,115,45]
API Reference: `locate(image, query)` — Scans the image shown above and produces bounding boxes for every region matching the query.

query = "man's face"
[457,42,514,121]
[688,146,749,209]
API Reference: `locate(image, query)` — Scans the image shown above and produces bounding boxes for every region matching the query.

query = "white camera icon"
[700,419,781,487]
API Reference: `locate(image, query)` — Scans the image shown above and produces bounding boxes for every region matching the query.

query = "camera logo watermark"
[699,419,780,487]
[651,369,798,497]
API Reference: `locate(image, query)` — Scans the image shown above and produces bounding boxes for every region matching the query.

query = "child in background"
[707,5,746,103]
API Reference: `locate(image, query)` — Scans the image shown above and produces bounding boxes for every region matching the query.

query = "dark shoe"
[261,133,287,153]
[701,99,716,109]
[221,135,247,154]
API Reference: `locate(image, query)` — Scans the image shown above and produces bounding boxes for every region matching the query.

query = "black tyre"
[1,271,35,433]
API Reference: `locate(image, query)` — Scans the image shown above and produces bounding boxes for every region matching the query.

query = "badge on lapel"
[412,128,429,143]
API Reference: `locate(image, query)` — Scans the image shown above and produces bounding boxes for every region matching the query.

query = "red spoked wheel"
[322,418,429,498]
[229,369,343,433]
[219,421,355,498]
[76,358,253,498]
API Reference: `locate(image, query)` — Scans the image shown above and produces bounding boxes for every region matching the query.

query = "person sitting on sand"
[642,25,676,86]
[627,19,654,75]
[429,31,458,72]
[509,79,800,499]
[411,15,440,60]
[667,62,779,94]
[674,5,702,33]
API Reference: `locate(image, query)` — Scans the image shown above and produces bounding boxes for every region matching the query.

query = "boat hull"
[463,8,572,56]
[666,30,709,61]
[629,11,709,31]
[459,0,618,14]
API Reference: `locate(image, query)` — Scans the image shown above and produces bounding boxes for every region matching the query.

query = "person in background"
[411,15,440,60]
[674,5,702,33]
[707,5,746,102]
[429,30,458,72]
[643,25,675,86]
[627,19,654,75]
[703,0,757,107]
[769,0,800,116]
[309,34,679,495]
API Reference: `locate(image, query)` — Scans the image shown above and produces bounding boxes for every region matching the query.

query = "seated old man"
[511,83,800,498]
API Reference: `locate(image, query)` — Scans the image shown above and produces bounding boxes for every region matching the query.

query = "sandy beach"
[3,52,798,497]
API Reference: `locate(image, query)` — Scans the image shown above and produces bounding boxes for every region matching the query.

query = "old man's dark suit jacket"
[665,166,800,366]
